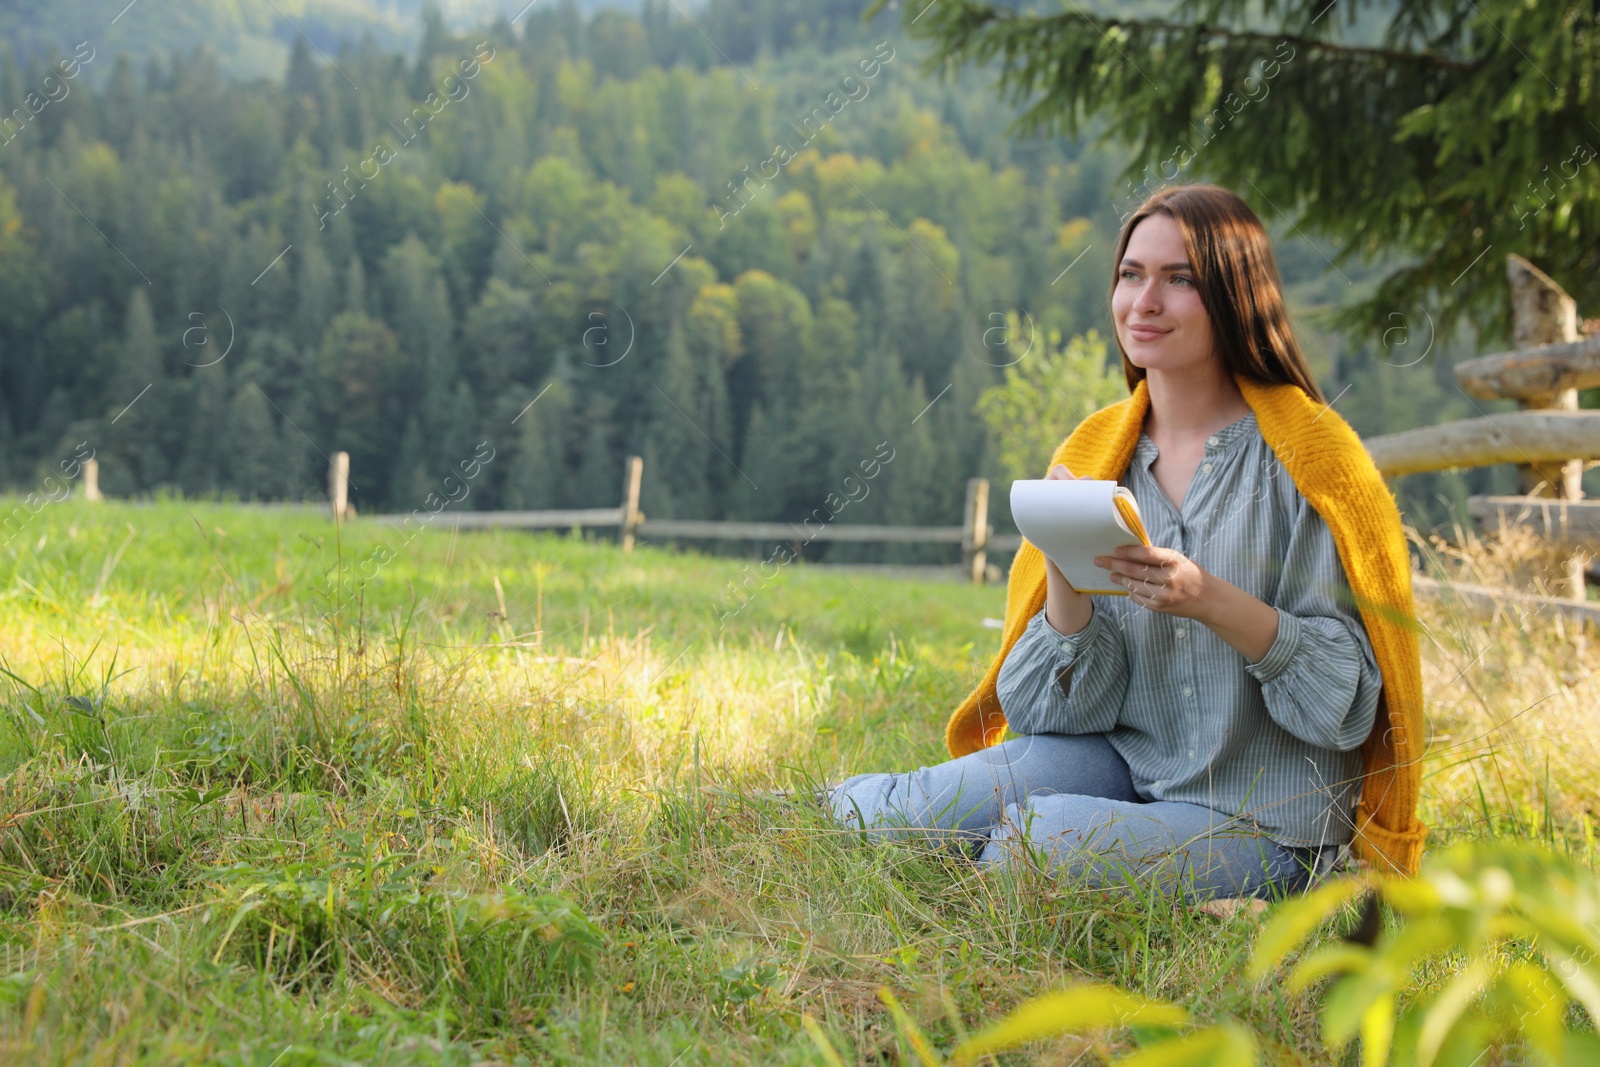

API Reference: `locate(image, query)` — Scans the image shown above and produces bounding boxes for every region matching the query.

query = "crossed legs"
[827,733,1332,902]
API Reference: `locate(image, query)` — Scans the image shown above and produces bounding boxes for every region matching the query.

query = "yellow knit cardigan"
[946,377,1428,875]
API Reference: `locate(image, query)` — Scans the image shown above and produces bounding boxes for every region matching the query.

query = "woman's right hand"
[1041,464,1096,635]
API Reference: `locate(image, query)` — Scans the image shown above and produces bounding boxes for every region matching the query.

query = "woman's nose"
[1133,279,1161,313]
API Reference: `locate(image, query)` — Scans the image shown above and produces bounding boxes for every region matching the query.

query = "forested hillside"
[0,2,1493,547]
[1,0,890,82]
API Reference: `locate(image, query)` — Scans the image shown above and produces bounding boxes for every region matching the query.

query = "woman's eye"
[1119,269,1139,281]
[1171,275,1194,286]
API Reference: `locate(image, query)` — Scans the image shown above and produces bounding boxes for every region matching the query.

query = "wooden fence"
[60,253,1588,623]
[361,454,1013,584]
[344,255,1597,625]
[1362,255,1599,623]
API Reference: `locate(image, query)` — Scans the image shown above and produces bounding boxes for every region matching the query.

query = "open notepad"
[1009,479,1152,595]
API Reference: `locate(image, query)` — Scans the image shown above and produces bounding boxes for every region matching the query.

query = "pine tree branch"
[875,0,1600,347]
[928,3,1477,74]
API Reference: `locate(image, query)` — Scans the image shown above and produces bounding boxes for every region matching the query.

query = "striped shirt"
[995,411,1383,848]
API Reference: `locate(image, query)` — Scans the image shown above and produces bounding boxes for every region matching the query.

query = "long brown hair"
[1109,184,1325,403]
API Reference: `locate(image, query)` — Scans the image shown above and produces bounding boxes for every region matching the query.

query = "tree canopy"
[869,0,1600,344]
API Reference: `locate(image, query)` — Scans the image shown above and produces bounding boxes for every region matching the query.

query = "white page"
[1009,479,1146,595]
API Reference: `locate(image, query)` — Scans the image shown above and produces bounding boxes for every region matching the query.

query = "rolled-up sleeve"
[1245,500,1383,752]
[996,604,1128,736]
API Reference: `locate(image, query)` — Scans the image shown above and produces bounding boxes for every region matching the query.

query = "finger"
[1112,558,1157,581]
[1119,573,1159,596]
[1096,558,1144,579]
[1109,563,1164,588]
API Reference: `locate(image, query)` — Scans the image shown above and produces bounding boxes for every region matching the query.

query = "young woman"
[827,184,1427,902]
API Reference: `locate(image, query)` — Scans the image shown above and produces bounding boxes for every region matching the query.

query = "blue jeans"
[827,734,1339,902]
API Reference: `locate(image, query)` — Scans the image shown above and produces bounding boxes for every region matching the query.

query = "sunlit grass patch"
[0,499,1593,1063]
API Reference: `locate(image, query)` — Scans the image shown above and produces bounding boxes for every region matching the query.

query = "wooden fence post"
[81,458,101,502]
[1507,255,1588,601]
[330,451,350,522]
[620,455,644,552]
[962,477,990,584]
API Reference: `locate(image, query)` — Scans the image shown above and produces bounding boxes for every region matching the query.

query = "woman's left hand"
[1094,545,1208,617]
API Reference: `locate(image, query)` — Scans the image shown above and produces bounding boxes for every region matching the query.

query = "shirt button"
[1058,640,1072,652]
[1181,685,1194,698]
[1174,626,1188,639]
[1206,435,1219,448]
[1201,462,1214,474]
[1187,748,1196,760]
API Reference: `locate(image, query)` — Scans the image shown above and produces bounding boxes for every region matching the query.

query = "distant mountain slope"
[3,0,405,80]
[0,0,643,81]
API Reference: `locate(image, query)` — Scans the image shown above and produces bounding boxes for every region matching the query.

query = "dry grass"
[1411,524,1600,852]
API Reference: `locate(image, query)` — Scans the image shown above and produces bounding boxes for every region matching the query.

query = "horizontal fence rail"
[1411,575,1600,627]
[375,504,1029,551]
[1454,332,1600,401]
[378,508,625,530]
[638,519,968,543]
[1467,496,1600,546]
[377,510,977,544]
[1362,411,1600,477]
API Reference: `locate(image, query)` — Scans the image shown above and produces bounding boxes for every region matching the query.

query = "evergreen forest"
[0,1,1502,553]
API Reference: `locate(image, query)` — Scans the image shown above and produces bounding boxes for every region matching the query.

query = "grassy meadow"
[0,498,1595,1064]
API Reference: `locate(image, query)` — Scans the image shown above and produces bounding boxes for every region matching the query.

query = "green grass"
[0,499,1594,1064]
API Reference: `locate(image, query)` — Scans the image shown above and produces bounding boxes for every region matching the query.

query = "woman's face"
[1112,213,1215,376]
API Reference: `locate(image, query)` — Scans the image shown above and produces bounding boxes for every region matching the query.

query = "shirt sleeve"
[1243,496,1383,752]
[995,603,1128,736]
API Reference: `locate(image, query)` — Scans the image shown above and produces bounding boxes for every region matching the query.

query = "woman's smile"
[1127,323,1170,341]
